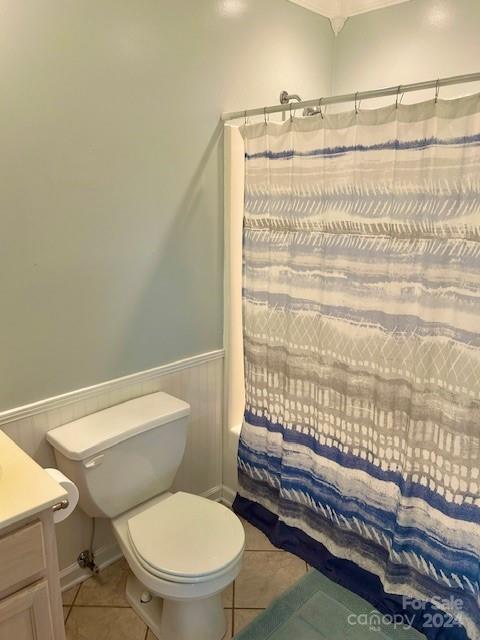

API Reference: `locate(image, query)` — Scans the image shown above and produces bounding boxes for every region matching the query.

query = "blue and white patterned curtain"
[233,94,480,640]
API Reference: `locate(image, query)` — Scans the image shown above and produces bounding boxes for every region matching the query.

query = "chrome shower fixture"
[279,90,302,104]
[280,90,322,116]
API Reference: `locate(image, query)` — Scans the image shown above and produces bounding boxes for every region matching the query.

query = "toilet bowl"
[113,491,244,640]
[46,391,245,640]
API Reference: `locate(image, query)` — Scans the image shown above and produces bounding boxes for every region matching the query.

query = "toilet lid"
[127,492,245,581]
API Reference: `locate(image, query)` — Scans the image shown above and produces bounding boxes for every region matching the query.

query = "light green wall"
[0,0,333,410]
[333,0,480,102]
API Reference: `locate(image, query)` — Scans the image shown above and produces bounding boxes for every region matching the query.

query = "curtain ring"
[264,106,269,126]
[395,85,402,109]
[434,78,440,103]
[318,97,324,119]
[354,92,360,115]
[289,103,294,122]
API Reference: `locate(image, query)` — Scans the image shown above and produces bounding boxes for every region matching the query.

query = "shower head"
[279,90,302,104]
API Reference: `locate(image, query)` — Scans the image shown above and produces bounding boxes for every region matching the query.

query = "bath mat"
[234,569,425,640]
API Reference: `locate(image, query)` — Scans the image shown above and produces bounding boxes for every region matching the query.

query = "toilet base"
[126,573,228,640]
[126,574,164,637]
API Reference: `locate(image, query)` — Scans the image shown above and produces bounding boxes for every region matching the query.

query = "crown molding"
[288,0,411,34]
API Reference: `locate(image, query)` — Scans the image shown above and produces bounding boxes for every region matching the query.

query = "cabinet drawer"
[0,522,46,593]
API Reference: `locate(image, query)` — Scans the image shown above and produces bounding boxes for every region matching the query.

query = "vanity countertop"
[0,430,67,532]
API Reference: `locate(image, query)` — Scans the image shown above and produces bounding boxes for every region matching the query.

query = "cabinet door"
[0,581,54,640]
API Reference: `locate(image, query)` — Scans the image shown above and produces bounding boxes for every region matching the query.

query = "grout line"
[71,584,81,606]
[63,606,71,625]
[64,583,81,623]
[232,580,236,637]
[69,604,132,609]
[243,549,284,552]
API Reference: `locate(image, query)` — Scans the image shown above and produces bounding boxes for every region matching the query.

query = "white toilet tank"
[46,392,190,518]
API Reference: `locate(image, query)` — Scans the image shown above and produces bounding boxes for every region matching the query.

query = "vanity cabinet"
[0,581,54,639]
[0,510,65,640]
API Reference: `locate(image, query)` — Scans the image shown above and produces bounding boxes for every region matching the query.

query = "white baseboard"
[202,485,223,502]
[221,485,237,507]
[60,542,123,591]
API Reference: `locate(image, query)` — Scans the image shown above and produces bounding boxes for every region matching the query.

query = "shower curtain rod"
[221,71,480,122]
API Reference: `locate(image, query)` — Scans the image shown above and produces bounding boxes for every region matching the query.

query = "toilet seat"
[127,492,245,584]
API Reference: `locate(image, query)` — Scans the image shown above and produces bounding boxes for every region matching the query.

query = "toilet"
[46,392,245,640]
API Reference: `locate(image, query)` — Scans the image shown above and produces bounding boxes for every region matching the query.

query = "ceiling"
[288,0,412,34]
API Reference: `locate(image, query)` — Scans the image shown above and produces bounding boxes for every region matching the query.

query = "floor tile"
[234,609,263,635]
[241,518,279,552]
[62,585,80,605]
[146,609,233,639]
[75,559,130,607]
[223,582,234,608]
[65,606,146,640]
[235,551,306,609]
[224,609,233,639]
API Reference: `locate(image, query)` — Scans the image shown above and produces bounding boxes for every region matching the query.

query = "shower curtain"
[233,94,480,640]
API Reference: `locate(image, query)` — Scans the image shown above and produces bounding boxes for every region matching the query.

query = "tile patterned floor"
[62,517,309,639]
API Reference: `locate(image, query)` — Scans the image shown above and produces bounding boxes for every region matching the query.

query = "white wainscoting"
[0,350,225,587]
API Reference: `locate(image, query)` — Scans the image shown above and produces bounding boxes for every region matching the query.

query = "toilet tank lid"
[46,392,190,461]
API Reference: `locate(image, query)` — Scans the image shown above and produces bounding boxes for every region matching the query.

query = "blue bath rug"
[234,569,426,640]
